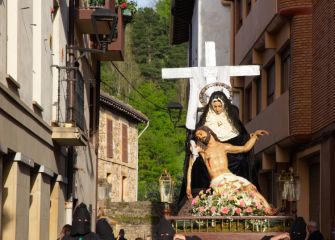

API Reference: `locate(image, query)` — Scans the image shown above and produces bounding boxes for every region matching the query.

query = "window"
[281,45,291,93]
[122,124,128,163]
[245,86,252,122]
[267,62,275,106]
[107,119,113,158]
[255,78,262,114]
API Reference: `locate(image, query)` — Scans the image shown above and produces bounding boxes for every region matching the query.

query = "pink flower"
[235,208,242,215]
[256,203,262,210]
[246,207,253,213]
[191,198,196,205]
[210,206,217,213]
[220,191,226,196]
[199,207,205,212]
[239,200,246,208]
[121,2,127,9]
[220,207,229,214]
[206,188,211,193]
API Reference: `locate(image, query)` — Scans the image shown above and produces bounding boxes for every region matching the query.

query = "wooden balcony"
[95,8,125,61]
[52,123,88,146]
[76,0,125,61]
[76,0,116,34]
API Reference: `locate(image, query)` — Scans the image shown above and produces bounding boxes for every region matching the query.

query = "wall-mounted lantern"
[278,167,300,215]
[91,8,118,51]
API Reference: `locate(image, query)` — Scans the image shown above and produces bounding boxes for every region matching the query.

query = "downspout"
[138,121,150,139]
[136,121,149,200]
[66,0,76,226]
[67,0,76,123]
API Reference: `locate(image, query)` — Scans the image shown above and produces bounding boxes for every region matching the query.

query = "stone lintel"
[0,143,8,154]
[38,165,54,177]
[56,175,68,184]
[14,152,35,168]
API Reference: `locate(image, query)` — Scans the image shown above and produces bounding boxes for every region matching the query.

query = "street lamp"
[91,8,118,51]
[159,170,174,216]
[167,102,183,128]
[278,167,300,215]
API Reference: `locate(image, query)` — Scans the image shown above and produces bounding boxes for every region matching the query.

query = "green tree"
[101,0,188,201]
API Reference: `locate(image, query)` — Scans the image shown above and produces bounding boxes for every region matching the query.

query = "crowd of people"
[57,91,326,239]
[57,202,325,240]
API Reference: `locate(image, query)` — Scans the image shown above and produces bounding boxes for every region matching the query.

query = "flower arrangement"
[116,0,138,16]
[191,181,268,217]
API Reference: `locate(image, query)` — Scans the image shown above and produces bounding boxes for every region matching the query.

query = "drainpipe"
[66,0,76,226]
[138,121,150,139]
[67,0,76,123]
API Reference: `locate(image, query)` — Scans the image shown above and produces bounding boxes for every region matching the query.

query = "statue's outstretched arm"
[223,130,269,153]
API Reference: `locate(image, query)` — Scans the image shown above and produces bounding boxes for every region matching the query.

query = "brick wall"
[278,0,312,11]
[312,0,335,133]
[289,14,313,136]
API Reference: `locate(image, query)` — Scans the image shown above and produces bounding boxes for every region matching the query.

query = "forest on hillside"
[100,0,188,201]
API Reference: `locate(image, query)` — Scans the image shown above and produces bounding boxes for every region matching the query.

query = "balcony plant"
[116,0,137,18]
[86,0,105,8]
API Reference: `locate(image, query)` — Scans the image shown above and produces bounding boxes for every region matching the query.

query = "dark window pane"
[267,62,275,106]
[245,86,252,122]
[281,45,291,94]
[256,78,262,114]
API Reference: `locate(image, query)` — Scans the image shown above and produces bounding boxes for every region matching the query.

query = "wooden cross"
[162,41,260,130]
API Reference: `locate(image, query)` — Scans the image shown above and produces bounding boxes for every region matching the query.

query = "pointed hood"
[70,203,91,236]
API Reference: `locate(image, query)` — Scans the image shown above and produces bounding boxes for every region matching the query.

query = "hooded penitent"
[290,217,307,240]
[70,203,91,236]
[157,217,175,240]
[96,218,115,240]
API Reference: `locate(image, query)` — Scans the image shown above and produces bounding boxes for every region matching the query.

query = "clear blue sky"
[137,0,156,8]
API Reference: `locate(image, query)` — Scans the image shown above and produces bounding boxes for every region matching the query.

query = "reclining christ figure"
[187,125,278,215]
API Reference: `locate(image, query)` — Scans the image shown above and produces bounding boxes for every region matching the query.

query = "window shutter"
[122,124,128,163]
[107,119,113,158]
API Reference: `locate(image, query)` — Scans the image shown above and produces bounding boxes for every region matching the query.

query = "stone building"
[98,93,148,206]
[0,0,127,239]
[171,0,335,238]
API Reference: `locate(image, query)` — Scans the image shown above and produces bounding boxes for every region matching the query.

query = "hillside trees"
[101,0,188,201]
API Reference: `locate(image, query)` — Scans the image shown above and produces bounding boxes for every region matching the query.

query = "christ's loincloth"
[210,172,256,192]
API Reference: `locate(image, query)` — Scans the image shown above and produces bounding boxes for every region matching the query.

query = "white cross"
[162,41,260,130]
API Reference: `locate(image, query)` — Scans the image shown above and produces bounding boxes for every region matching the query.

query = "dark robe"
[156,217,175,240]
[307,231,325,240]
[96,218,115,240]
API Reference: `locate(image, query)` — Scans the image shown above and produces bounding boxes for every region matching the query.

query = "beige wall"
[98,108,139,203]
[0,0,99,239]
[0,0,6,83]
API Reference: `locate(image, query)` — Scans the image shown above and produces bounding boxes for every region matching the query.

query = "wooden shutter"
[107,119,113,158]
[122,124,128,163]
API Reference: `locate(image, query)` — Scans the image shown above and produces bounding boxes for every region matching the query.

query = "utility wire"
[101,80,142,106]
[110,62,167,111]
